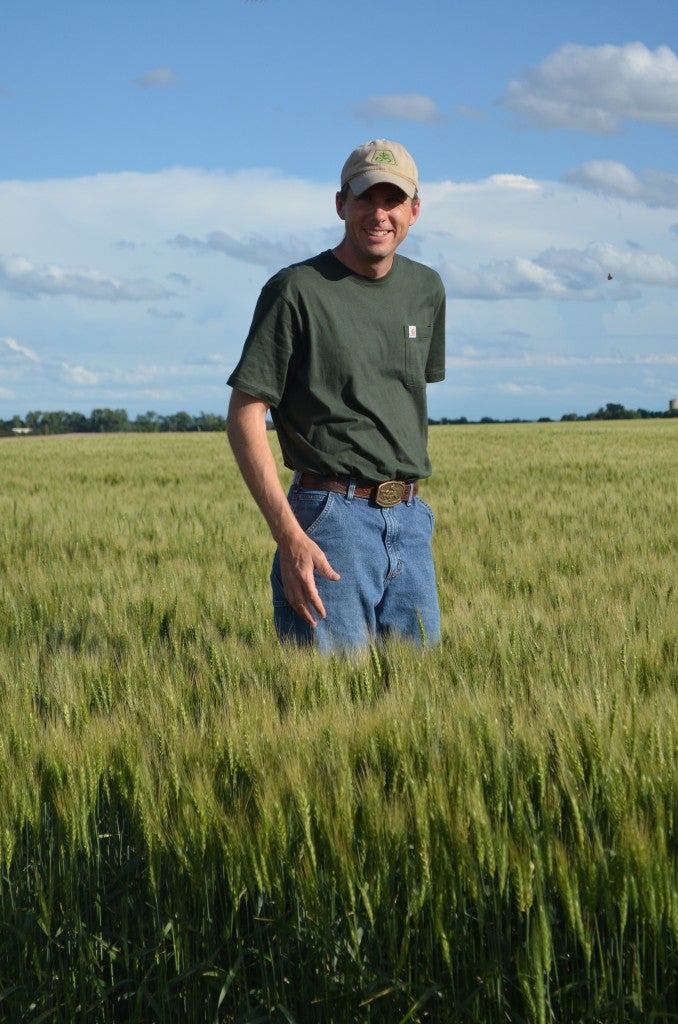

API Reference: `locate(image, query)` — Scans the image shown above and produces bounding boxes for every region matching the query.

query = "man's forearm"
[226,388,339,625]
[226,390,301,546]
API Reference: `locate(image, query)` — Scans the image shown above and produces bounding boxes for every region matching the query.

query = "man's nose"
[367,200,387,218]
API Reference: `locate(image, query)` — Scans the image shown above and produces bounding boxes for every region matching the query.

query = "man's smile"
[333,181,420,278]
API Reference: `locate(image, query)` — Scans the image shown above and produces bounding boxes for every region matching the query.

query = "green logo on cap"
[370,149,397,166]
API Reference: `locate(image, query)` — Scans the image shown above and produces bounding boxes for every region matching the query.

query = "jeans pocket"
[417,497,435,532]
[289,490,336,536]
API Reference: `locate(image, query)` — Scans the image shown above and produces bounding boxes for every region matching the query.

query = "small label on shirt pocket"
[403,324,432,388]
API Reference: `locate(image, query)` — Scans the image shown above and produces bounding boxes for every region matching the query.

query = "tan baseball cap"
[340,139,419,199]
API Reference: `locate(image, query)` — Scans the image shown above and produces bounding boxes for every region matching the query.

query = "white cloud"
[2,335,40,362]
[441,255,585,300]
[54,356,235,394]
[545,242,678,288]
[1,166,676,420]
[499,42,678,133]
[60,364,102,386]
[497,382,548,395]
[132,67,181,90]
[446,350,678,370]
[566,161,678,208]
[484,174,540,191]
[440,242,678,300]
[351,93,442,122]
[169,231,311,268]
[0,254,174,302]
[0,169,332,266]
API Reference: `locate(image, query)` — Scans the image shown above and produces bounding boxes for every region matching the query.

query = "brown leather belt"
[298,472,418,507]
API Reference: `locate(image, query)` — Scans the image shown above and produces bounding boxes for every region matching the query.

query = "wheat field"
[0,422,677,1023]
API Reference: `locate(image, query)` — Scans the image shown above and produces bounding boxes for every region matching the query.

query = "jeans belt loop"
[346,478,357,503]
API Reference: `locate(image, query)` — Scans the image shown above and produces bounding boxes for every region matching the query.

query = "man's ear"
[335,191,346,221]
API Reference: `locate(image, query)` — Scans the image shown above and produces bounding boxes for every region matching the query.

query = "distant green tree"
[166,411,196,432]
[67,412,90,432]
[89,408,130,433]
[25,411,44,430]
[134,411,163,432]
[32,410,73,434]
[195,412,227,432]
[588,402,636,421]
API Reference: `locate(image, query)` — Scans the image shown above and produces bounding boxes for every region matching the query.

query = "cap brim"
[346,169,417,199]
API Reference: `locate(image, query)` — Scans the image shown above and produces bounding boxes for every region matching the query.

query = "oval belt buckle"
[375,480,405,507]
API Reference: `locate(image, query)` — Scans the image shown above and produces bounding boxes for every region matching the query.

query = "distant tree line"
[1,409,227,436]
[559,402,678,422]
[431,402,678,426]
[2,401,676,437]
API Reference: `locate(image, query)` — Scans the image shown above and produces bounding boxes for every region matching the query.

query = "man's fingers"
[314,555,341,582]
[279,535,340,626]
[285,573,326,626]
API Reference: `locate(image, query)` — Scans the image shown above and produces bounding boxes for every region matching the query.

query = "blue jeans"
[271,477,440,652]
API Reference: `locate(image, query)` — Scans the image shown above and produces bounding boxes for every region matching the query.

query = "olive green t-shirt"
[227,250,446,481]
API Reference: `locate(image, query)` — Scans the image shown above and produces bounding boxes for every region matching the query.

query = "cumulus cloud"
[440,242,678,300]
[169,231,311,268]
[566,160,678,208]
[442,256,584,300]
[60,364,102,386]
[56,357,233,391]
[541,243,678,288]
[2,166,676,419]
[499,42,678,133]
[444,343,678,371]
[132,67,181,90]
[351,93,442,122]
[484,174,540,191]
[2,335,40,362]
[0,254,174,302]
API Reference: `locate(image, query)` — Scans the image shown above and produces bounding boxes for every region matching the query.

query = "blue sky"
[1,0,677,422]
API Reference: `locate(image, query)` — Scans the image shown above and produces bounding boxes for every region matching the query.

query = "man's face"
[335,182,420,275]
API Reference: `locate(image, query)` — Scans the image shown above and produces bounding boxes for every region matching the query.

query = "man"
[226,139,446,652]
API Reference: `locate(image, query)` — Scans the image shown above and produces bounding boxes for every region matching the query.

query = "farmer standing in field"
[226,140,446,652]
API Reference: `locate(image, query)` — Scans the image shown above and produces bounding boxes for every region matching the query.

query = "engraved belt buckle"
[375,480,406,507]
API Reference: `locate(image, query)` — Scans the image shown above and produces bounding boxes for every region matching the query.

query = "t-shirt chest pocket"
[403,324,432,388]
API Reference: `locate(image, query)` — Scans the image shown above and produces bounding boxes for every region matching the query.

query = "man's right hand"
[278,530,340,628]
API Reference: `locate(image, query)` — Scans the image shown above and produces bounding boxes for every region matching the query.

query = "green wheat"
[0,422,676,1022]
